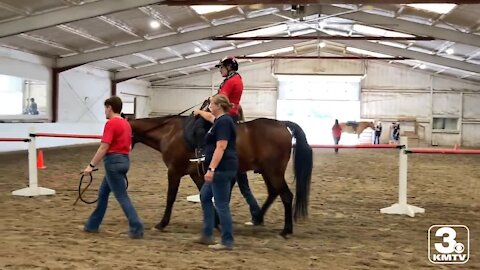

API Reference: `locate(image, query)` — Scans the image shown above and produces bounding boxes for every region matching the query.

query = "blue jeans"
[232,172,261,223]
[201,170,236,247]
[84,154,144,237]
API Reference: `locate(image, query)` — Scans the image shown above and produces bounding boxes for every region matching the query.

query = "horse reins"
[73,169,129,205]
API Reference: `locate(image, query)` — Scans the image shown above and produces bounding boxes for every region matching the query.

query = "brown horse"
[129,115,313,237]
[339,121,375,137]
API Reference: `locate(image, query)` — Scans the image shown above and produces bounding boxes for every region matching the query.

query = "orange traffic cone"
[37,150,46,169]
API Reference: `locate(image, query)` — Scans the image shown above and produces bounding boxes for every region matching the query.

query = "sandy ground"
[0,143,478,270]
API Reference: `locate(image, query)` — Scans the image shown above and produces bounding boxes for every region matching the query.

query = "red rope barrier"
[32,133,102,139]
[310,144,400,149]
[0,138,30,142]
[406,148,480,154]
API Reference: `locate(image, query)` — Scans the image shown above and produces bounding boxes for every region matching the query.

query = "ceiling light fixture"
[406,4,457,14]
[191,5,235,15]
[445,48,454,55]
[150,20,160,29]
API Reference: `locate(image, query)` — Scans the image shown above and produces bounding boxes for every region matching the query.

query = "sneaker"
[244,220,263,226]
[194,235,215,245]
[189,156,205,162]
[208,243,233,250]
[129,232,144,239]
[80,225,99,233]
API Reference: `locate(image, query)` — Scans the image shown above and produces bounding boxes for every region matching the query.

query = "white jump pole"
[380,136,424,217]
[12,127,55,197]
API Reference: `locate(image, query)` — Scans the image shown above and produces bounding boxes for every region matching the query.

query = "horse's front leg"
[155,170,182,231]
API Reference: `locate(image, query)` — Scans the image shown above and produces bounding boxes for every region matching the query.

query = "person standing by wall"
[374,121,382,144]
[332,119,342,154]
[391,122,400,144]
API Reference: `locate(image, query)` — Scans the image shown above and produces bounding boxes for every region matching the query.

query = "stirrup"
[189,156,205,162]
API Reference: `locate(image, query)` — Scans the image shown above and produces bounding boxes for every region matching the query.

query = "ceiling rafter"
[107,59,132,69]
[0,2,30,15]
[56,6,321,68]
[138,6,174,31]
[0,0,165,38]
[98,16,144,39]
[115,40,298,81]
[133,53,159,63]
[164,47,184,58]
[192,41,210,52]
[56,24,110,45]
[19,33,79,53]
[320,5,480,48]
[339,40,480,74]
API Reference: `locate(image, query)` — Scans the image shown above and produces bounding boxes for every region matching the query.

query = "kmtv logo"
[428,225,469,264]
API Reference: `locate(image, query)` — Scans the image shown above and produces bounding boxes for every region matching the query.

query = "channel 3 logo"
[428,225,470,264]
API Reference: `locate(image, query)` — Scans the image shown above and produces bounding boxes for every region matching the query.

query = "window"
[0,74,47,119]
[433,117,458,131]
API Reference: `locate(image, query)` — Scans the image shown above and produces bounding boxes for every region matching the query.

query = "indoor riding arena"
[0,1,479,269]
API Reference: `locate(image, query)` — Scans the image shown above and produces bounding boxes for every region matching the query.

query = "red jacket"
[332,124,342,138]
[218,74,243,116]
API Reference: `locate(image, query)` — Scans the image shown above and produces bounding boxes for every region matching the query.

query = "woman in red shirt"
[82,96,144,239]
[332,119,342,154]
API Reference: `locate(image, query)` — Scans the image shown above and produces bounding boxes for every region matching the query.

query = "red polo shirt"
[219,74,243,116]
[101,117,131,154]
[332,125,342,138]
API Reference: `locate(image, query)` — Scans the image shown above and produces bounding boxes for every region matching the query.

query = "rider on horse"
[193,56,263,226]
[193,56,243,157]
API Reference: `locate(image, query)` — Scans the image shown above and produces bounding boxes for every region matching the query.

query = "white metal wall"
[0,47,151,152]
[151,63,277,119]
[152,58,480,147]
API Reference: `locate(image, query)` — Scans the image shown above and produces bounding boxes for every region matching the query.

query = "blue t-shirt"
[204,114,238,172]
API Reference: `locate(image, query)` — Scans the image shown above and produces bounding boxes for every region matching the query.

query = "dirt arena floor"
[0,143,478,269]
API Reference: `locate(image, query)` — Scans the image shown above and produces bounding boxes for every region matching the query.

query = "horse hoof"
[279,232,291,239]
[154,223,166,231]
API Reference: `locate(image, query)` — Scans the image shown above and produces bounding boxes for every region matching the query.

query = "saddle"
[182,114,212,152]
[183,115,197,152]
[345,121,359,133]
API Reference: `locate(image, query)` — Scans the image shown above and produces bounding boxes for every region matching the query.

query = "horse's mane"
[130,114,188,135]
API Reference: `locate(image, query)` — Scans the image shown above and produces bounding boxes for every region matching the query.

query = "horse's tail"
[284,121,313,221]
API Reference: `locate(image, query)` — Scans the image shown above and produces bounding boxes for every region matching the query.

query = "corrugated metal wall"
[151,59,480,146]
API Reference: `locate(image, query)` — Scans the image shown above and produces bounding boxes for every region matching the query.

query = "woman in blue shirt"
[195,95,238,250]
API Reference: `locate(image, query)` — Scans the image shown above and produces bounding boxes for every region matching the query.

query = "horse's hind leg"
[258,175,278,224]
[155,170,181,231]
[262,173,294,238]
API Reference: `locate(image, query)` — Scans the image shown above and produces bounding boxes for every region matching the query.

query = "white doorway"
[276,74,363,145]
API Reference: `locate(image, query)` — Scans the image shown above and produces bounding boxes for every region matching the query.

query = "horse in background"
[339,121,375,137]
[129,115,313,237]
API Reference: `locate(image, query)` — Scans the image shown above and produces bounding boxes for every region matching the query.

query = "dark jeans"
[333,136,341,153]
[84,154,144,237]
[201,170,236,247]
[231,172,262,224]
[374,132,381,144]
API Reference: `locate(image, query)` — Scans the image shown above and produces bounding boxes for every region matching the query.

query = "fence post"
[380,136,424,217]
[12,126,55,197]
